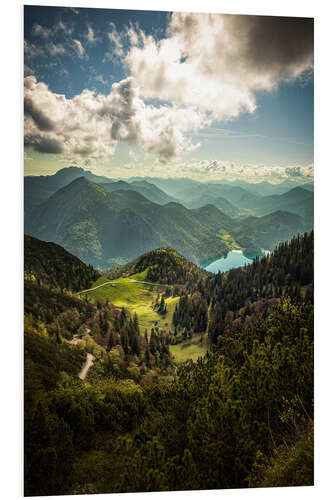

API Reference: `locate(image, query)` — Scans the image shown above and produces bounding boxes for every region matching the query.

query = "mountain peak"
[106,246,209,284]
[54,166,85,176]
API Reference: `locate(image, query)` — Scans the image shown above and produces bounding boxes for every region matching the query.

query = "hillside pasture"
[80,276,180,332]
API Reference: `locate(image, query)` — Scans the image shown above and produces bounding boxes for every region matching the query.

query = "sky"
[24,6,314,183]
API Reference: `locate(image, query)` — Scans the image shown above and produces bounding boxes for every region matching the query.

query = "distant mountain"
[134,177,261,208]
[99,179,177,205]
[24,166,114,213]
[222,179,304,197]
[25,177,312,269]
[128,176,203,199]
[25,177,234,268]
[301,182,314,192]
[248,187,314,218]
[231,211,311,257]
[185,195,239,216]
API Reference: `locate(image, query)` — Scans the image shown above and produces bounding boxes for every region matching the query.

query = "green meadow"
[216,229,241,249]
[80,276,181,332]
[169,334,208,362]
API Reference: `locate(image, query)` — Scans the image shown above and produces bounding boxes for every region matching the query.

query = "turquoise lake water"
[204,250,253,273]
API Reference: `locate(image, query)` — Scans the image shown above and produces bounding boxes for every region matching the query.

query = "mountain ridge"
[25,177,311,270]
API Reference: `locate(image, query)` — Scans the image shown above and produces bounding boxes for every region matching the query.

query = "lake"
[204,250,253,273]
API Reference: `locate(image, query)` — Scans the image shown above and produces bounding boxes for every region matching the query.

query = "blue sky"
[24,6,314,183]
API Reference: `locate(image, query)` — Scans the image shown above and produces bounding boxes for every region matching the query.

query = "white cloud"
[106,23,124,59]
[102,52,113,63]
[72,39,87,59]
[24,14,313,167]
[24,40,44,58]
[24,76,204,162]
[69,7,80,15]
[170,159,314,182]
[32,23,51,39]
[47,43,66,56]
[86,25,97,45]
[95,74,108,86]
[125,13,313,120]
[55,21,73,36]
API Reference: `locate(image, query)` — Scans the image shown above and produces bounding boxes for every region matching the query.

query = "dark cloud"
[24,134,63,154]
[24,97,55,131]
[285,166,302,177]
[127,13,313,118]
[227,15,314,79]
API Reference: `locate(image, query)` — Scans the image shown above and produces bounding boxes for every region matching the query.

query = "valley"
[78,275,181,333]
[24,230,314,496]
[24,167,313,269]
[204,249,253,273]
[23,8,314,497]
[23,169,314,496]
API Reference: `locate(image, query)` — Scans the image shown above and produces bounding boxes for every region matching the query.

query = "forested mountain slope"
[24,234,99,291]
[24,177,233,268]
[24,166,113,213]
[247,187,314,218]
[172,231,313,344]
[25,177,311,269]
[24,232,314,495]
[105,247,209,286]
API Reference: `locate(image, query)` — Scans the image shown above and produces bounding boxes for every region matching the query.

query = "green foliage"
[207,232,313,344]
[24,232,314,495]
[24,234,99,292]
[248,423,314,487]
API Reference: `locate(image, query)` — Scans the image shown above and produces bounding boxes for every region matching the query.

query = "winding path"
[74,278,173,296]
[78,353,95,380]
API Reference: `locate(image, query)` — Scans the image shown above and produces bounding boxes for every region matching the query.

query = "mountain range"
[24,166,113,214]
[25,166,314,219]
[25,173,312,269]
[245,186,314,218]
[99,180,177,205]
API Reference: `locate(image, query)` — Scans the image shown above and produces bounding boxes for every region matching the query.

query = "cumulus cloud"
[285,165,314,178]
[24,76,203,161]
[24,13,313,165]
[125,13,313,120]
[173,159,314,182]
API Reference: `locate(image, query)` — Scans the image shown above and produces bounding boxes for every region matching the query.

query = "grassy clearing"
[216,229,242,249]
[170,334,208,362]
[129,268,149,280]
[80,276,179,332]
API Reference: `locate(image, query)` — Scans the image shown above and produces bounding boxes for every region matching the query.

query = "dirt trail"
[78,353,94,380]
[74,279,173,296]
